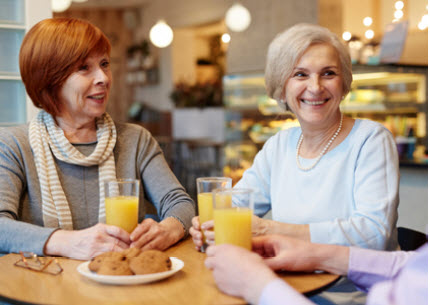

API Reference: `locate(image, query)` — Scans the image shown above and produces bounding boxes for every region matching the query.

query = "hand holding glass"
[196,177,232,252]
[105,179,139,233]
[213,188,254,250]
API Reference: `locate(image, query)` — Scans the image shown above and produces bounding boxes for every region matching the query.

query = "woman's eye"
[101,61,110,68]
[323,70,337,77]
[293,71,307,78]
[79,64,89,71]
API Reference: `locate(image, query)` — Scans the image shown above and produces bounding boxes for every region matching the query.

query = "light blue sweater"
[235,119,399,250]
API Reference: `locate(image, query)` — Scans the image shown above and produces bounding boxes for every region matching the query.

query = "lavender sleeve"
[349,244,428,305]
[259,279,314,305]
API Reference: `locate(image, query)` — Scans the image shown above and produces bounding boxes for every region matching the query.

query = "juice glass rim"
[212,187,254,210]
[105,178,139,185]
[212,187,254,195]
[196,177,232,183]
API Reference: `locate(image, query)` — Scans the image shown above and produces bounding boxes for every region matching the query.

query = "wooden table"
[0,239,339,305]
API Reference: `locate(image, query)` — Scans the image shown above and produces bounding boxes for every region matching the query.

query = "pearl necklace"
[296,113,344,171]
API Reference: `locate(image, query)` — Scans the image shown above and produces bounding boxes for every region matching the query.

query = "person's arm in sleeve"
[138,131,195,230]
[0,133,57,255]
[348,246,421,291]
[364,244,428,305]
[128,128,195,250]
[259,279,315,305]
[310,126,399,249]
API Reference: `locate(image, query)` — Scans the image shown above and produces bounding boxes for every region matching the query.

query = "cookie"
[97,259,133,276]
[129,250,171,275]
[88,251,125,272]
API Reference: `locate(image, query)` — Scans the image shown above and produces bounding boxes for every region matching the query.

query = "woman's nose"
[308,76,323,93]
[94,68,109,86]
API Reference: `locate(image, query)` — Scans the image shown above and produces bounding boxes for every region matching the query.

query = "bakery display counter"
[222,65,428,182]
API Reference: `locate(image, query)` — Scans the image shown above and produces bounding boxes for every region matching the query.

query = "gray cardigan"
[0,122,195,255]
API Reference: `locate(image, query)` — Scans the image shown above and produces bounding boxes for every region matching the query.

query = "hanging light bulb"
[342,31,352,41]
[225,3,251,32]
[365,29,374,39]
[149,20,174,48]
[363,17,373,27]
[395,1,404,10]
[52,0,72,12]
[221,33,231,43]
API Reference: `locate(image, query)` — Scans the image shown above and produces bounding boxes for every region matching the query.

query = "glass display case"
[222,64,428,184]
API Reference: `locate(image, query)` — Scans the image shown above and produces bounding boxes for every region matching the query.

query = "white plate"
[77,257,184,285]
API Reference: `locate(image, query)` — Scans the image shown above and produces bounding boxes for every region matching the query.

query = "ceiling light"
[342,31,352,41]
[52,0,71,12]
[221,33,231,43]
[363,17,373,27]
[395,1,404,10]
[225,3,251,32]
[149,20,174,48]
[394,10,404,19]
[365,29,374,39]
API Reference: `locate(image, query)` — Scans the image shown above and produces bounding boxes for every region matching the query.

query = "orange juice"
[105,196,139,233]
[197,192,213,245]
[213,207,252,250]
[198,192,214,224]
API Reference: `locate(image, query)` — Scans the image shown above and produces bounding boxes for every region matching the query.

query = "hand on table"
[253,235,349,275]
[252,235,318,271]
[130,217,184,251]
[189,216,214,251]
[44,223,131,260]
[205,244,278,304]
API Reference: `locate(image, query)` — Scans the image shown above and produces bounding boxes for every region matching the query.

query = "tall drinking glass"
[105,179,140,233]
[213,188,254,250]
[196,177,232,252]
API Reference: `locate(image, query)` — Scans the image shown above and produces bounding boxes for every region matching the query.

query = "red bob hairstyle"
[19,18,111,116]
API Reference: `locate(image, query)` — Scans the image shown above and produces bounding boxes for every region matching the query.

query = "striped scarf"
[29,110,117,229]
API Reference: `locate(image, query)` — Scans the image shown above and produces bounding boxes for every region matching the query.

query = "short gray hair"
[265,23,352,105]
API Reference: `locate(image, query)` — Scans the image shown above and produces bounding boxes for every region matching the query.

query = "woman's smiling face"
[58,53,112,123]
[284,43,343,128]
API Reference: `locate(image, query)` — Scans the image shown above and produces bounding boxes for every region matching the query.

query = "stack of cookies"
[89,248,172,276]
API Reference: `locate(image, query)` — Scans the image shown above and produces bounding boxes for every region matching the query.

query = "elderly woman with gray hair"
[191,23,399,251]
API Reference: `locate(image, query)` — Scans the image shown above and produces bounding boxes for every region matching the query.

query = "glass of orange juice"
[196,177,232,252]
[104,179,139,233]
[213,188,254,250]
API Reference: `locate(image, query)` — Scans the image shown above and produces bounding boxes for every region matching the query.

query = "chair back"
[397,227,428,251]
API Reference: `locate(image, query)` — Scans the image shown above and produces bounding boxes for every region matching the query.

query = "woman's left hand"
[129,217,184,250]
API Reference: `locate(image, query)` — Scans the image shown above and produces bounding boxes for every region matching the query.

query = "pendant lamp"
[225,3,251,32]
[149,20,174,48]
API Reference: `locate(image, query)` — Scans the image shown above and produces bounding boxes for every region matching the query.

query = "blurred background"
[0,0,428,232]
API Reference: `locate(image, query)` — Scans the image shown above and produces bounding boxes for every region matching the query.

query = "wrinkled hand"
[130,217,184,251]
[45,223,131,260]
[189,216,214,251]
[252,235,318,271]
[205,244,277,304]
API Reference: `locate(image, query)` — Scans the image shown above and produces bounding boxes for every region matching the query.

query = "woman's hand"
[252,235,349,275]
[189,216,214,251]
[205,244,277,304]
[129,217,184,251]
[44,223,131,260]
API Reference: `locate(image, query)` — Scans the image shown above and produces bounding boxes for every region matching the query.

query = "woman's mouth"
[301,99,329,105]
[87,93,106,104]
[88,94,105,100]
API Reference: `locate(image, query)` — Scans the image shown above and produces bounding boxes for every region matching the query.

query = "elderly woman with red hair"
[0,18,195,260]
